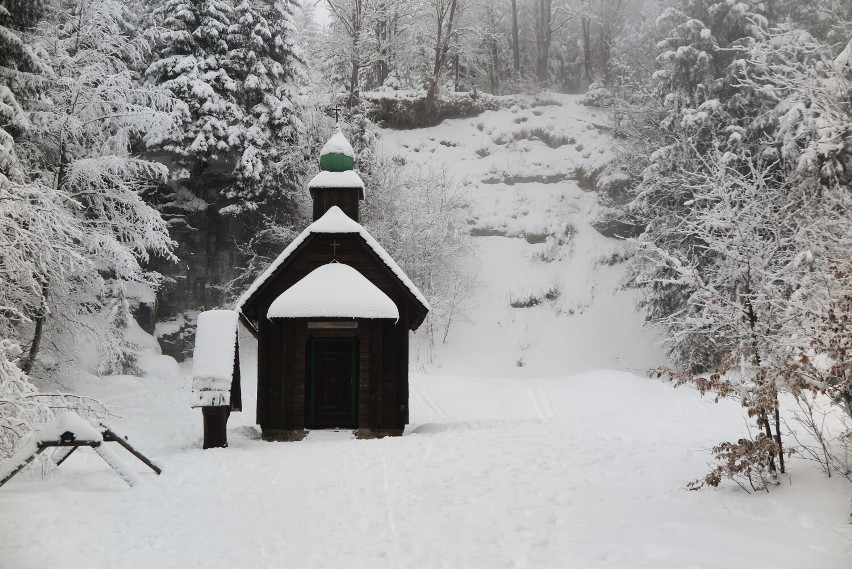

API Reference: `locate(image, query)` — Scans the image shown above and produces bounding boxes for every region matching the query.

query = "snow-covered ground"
[2,95,851,568]
[1,363,850,569]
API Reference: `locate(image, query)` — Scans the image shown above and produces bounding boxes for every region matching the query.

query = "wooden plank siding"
[257,316,412,438]
[310,187,361,222]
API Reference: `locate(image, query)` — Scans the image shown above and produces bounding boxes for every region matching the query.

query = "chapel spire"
[308,125,364,222]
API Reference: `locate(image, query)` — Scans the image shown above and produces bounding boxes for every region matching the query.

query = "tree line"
[591,0,852,490]
[303,0,656,102]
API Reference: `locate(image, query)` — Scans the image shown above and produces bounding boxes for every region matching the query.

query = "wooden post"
[202,406,230,449]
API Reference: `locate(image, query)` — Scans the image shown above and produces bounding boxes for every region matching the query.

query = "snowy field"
[2,95,851,568]
[1,366,851,569]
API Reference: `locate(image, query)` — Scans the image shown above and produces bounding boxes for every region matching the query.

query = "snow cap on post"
[267,262,399,321]
[319,125,356,172]
[191,310,239,408]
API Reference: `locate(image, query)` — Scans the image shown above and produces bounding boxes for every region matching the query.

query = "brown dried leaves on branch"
[687,435,784,493]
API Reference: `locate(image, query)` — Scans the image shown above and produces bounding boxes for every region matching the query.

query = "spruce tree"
[225,0,307,213]
[0,0,47,179]
[145,0,242,187]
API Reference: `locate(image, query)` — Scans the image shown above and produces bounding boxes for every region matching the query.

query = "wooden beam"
[238,310,259,338]
[53,446,77,466]
[0,447,44,488]
[102,429,162,475]
[307,321,358,329]
[91,444,140,487]
[37,440,100,448]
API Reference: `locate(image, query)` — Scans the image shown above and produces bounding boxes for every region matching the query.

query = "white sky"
[307,0,331,27]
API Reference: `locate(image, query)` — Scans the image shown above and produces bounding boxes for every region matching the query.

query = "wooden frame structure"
[0,421,161,489]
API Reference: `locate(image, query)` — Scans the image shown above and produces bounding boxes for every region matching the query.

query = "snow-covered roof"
[191,310,238,407]
[308,170,364,189]
[192,310,239,380]
[321,128,355,158]
[267,263,399,320]
[236,206,430,312]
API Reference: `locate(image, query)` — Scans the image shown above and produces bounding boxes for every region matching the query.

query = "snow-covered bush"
[580,81,614,107]
[0,341,52,462]
[361,159,474,350]
[688,435,781,493]
[364,91,501,128]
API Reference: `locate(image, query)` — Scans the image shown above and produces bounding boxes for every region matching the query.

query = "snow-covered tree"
[623,1,777,368]
[324,0,376,104]
[0,0,48,179]
[0,340,52,461]
[611,3,852,484]
[13,0,175,375]
[361,158,474,352]
[145,0,242,184]
[225,0,307,212]
[777,0,852,52]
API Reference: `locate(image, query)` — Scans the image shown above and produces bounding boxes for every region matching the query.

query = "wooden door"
[308,337,358,429]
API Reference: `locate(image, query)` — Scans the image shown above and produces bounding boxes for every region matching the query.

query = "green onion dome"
[319,126,356,172]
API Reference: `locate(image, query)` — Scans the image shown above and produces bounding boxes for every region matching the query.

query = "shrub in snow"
[363,91,501,128]
[580,82,614,107]
[361,159,474,350]
[779,269,852,481]
[508,285,560,309]
[688,435,782,494]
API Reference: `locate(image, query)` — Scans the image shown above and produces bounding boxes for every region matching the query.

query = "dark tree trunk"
[582,16,594,85]
[486,5,499,94]
[23,146,67,375]
[490,35,499,94]
[453,53,459,91]
[348,58,360,108]
[600,0,623,85]
[745,291,784,474]
[511,0,520,74]
[374,13,389,87]
[22,282,49,375]
[535,0,552,85]
[425,0,458,121]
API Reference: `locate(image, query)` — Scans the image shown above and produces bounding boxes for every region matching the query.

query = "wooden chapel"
[236,127,430,440]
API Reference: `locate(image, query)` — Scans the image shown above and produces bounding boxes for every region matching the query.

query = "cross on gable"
[330,239,341,259]
[327,104,343,123]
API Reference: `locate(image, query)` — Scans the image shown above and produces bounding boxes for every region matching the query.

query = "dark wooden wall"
[257,317,409,437]
[310,187,361,222]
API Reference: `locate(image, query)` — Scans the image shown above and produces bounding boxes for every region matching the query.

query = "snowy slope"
[378,94,665,376]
